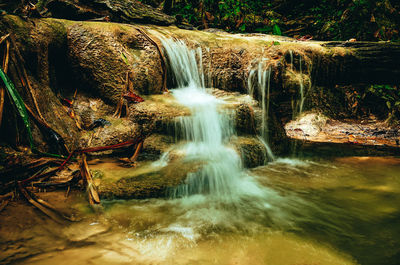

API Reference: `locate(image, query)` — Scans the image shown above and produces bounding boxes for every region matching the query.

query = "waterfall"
[247,60,275,162]
[298,56,305,114]
[161,38,264,201]
[289,50,306,117]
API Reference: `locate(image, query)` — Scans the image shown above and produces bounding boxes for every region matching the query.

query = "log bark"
[314,41,400,85]
[45,0,176,25]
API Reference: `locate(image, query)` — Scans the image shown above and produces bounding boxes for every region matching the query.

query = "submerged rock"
[231,136,268,168]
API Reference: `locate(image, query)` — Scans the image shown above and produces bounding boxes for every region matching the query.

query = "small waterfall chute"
[247,59,275,162]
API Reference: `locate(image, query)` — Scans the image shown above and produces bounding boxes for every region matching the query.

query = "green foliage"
[172,0,284,35]
[0,67,34,150]
[272,24,281,36]
[367,85,400,123]
[169,0,399,41]
[120,52,129,65]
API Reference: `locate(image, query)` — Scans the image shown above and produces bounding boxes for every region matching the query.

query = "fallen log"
[313,41,400,86]
[45,0,175,26]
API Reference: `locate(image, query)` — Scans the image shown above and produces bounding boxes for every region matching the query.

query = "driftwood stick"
[0,192,13,201]
[18,183,65,224]
[129,140,143,163]
[33,195,78,221]
[80,154,100,205]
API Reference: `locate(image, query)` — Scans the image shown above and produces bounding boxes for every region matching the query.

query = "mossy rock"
[97,160,202,199]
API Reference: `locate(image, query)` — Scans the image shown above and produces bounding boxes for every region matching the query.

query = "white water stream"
[161,38,269,201]
[247,59,275,162]
[289,50,306,118]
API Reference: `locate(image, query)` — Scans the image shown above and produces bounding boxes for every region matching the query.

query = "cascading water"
[247,59,275,162]
[298,55,305,114]
[289,50,306,118]
[161,38,265,201]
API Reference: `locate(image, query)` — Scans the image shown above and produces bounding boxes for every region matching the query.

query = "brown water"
[1,156,400,265]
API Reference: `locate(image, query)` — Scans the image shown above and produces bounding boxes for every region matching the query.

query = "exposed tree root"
[24,103,70,155]
[135,27,168,92]
[9,35,45,122]
[0,37,10,128]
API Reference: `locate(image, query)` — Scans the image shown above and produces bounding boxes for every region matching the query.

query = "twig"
[0,34,10,46]
[0,199,9,212]
[3,40,10,73]
[65,185,70,198]
[33,195,78,221]
[113,72,129,118]
[19,137,145,186]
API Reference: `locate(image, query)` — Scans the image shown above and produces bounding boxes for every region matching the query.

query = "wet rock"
[97,160,202,199]
[231,136,267,168]
[79,117,140,148]
[235,104,257,135]
[285,112,328,137]
[128,93,189,135]
[67,22,164,104]
[138,134,174,161]
[286,111,400,148]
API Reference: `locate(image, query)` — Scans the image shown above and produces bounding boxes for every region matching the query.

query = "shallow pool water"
[2,156,399,265]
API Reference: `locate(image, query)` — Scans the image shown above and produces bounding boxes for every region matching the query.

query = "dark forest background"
[147,0,400,41]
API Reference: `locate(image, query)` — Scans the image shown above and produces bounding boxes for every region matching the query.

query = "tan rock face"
[285,112,328,138]
[67,22,164,104]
